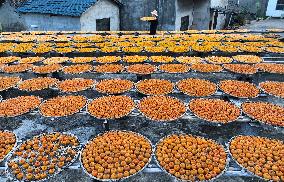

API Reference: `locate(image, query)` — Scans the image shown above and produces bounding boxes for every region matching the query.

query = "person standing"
[149,10,158,35]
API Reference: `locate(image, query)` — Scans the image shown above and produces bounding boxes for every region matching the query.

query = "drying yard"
[0,30,283,182]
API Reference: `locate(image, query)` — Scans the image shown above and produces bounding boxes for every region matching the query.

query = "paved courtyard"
[240,18,284,30]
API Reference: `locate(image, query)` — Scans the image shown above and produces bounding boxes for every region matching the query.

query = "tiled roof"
[17,0,121,16]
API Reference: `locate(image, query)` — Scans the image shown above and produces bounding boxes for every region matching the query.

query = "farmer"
[149,10,158,35]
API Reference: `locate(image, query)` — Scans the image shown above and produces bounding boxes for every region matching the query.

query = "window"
[276,0,284,10]
[96,18,110,31]
[180,16,189,31]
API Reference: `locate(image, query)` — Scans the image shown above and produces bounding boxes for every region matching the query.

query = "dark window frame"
[276,0,284,10]
[96,18,111,31]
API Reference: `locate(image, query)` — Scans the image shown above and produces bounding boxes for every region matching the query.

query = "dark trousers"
[150,20,158,35]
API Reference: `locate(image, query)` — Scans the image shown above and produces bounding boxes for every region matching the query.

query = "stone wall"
[192,0,211,30]
[81,0,120,31]
[120,0,210,31]
[2,0,212,31]
[21,13,80,31]
[0,1,26,31]
[175,0,194,30]
[211,0,228,7]
[119,0,175,31]
[211,0,228,30]
[259,0,269,17]
[226,0,268,17]
[238,0,268,17]
[157,0,176,30]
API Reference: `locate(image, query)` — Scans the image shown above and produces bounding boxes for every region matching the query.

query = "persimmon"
[88,95,134,119]
[177,78,217,97]
[189,98,241,123]
[230,136,284,181]
[0,131,16,161]
[63,64,93,74]
[0,76,21,91]
[95,64,124,73]
[138,95,186,121]
[58,161,65,168]
[3,64,32,73]
[150,56,174,63]
[127,64,157,75]
[39,95,86,117]
[95,79,133,94]
[256,63,284,74]
[70,57,94,63]
[168,45,190,53]
[57,78,95,93]
[242,102,284,127]
[159,64,190,73]
[43,57,68,65]
[145,46,166,53]
[136,79,174,95]
[156,134,227,181]
[191,64,223,73]
[7,133,79,181]
[191,44,214,52]
[0,96,41,117]
[0,56,19,64]
[223,64,258,75]
[123,56,147,63]
[205,56,233,64]
[176,56,204,64]
[259,81,284,98]
[13,57,39,66]
[81,131,152,180]
[32,64,62,74]
[18,77,58,91]
[233,55,263,63]
[266,47,284,53]
[16,172,24,180]
[40,173,47,179]
[219,80,259,98]
[96,56,121,63]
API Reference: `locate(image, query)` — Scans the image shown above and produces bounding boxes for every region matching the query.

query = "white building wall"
[80,0,120,31]
[211,0,228,7]
[175,0,194,30]
[0,1,26,31]
[21,13,81,31]
[266,0,284,17]
[215,13,227,30]
[192,0,211,30]
[211,0,228,30]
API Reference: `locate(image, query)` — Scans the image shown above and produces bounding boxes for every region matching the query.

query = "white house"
[17,0,122,31]
[210,0,228,29]
[175,0,211,30]
[81,0,120,31]
[17,0,214,31]
[266,0,284,17]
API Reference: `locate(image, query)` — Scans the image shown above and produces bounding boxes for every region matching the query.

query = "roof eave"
[18,10,81,17]
[112,0,123,7]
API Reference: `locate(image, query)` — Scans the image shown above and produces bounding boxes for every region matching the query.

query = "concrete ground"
[0,67,284,182]
[0,35,283,181]
[240,18,284,30]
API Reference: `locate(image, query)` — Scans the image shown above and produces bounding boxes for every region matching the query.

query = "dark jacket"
[150,19,158,35]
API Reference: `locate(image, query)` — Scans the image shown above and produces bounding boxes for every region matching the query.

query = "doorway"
[180,15,189,31]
